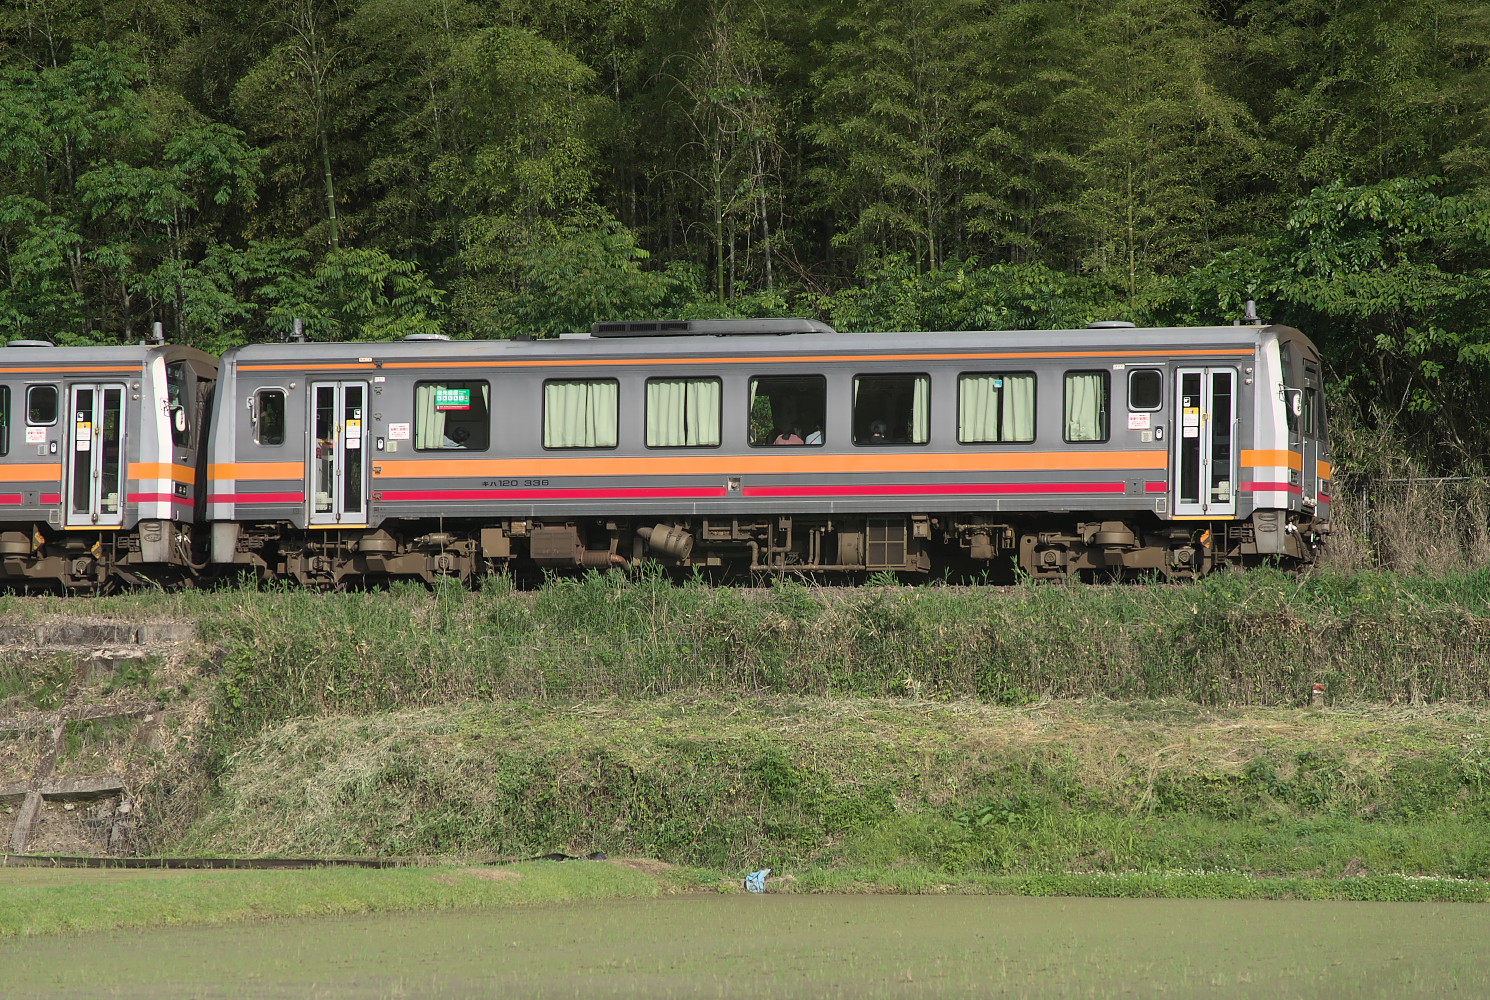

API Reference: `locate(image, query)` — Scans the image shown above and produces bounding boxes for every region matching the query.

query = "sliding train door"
[308,381,369,527]
[1173,368,1237,518]
[65,384,126,528]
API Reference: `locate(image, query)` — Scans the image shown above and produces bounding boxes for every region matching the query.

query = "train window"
[958,373,1035,443]
[853,374,928,445]
[543,379,617,449]
[26,385,57,426]
[1304,387,1318,437]
[416,381,491,450]
[1128,369,1162,410]
[749,375,826,446]
[254,389,287,446]
[1064,371,1109,443]
[166,362,192,447]
[0,386,9,456]
[646,378,721,448]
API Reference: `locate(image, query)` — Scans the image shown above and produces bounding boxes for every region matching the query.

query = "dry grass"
[184,696,1490,865]
[1325,476,1490,575]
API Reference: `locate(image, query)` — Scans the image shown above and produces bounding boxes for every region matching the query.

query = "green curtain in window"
[545,380,619,448]
[1001,375,1034,441]
[1065,373,1106,441]
[415,385,445,449]
[958,376,1000,442]
[910,376,929,443]
[647,379,720,447]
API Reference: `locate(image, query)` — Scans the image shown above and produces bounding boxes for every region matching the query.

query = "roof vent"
[7,339,54,348]
[1088,320,1136,329]
[403,333,450,342]
[591,318,836,338]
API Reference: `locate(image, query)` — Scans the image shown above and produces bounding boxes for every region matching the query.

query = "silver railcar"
[205,320,1330,583]
[0,340,216,588]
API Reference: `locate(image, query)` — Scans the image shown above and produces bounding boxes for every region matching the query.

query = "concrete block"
[42,776,127,801]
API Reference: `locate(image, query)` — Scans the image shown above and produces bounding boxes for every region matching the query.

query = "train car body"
[205,320,1330,583]
[0,340,217,588]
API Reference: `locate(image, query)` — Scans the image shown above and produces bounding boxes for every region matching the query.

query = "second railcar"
[0,339,217,589]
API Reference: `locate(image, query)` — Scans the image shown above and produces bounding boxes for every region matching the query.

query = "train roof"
[221,323,1315,365]
[0,341,216,369]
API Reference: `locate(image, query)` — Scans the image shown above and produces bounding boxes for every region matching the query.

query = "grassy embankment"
[5,566,1490,928]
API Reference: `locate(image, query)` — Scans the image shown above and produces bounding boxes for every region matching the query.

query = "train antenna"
[292,318,306,344]
[1244,300,1259,324]
[149,321,165,346]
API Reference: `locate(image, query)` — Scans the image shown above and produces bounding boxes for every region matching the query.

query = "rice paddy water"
[5,894,1489,999]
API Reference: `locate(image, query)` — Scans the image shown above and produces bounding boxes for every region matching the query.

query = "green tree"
[1237,0,1490,188]
[1062,0,1262,306]
[807,0,985,273]
[1191,177,1490,468]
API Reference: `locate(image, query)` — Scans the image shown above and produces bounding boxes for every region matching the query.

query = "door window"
[27,385,57,425]
[1128,369,1162,410]
[255,389,286,446]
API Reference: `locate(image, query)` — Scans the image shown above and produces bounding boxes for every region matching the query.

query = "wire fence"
[1326,475,1490,574]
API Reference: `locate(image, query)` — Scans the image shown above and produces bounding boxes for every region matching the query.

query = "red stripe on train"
[1241,481,1304,495]
[207,492,306,504]
[1145,481,1167,493]
[41,493,59,504]
[378,487,732,502]
[741,482,1127,498]
[0,494,21,505]
[127,493,195,506]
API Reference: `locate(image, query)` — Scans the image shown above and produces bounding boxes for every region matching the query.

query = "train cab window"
[1064,371,1110,443]
[958,372,1035,443]
[1128,369,1162,410]
[166,361,193,447]
[749,375,826,446]
[26,385,57,426]
[646,377,721,448]
[853,374,928,445]
[1304,387,1318,437]
[0,386,9,456]
[1279,343,1301,438]
[543,379,617,449]
[254,389,287,446]
[416,381,491,450]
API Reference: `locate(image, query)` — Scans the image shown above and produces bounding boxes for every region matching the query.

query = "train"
[0,318,1331,589]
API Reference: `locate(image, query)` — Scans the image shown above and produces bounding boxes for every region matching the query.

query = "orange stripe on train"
[1240,449,1303,471]
[130,463,198,485]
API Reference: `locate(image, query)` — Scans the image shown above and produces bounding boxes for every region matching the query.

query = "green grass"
[0,861,671,937]
[4,861,1487,941]
[6,566,1490,901]
[145,566,1490,766]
